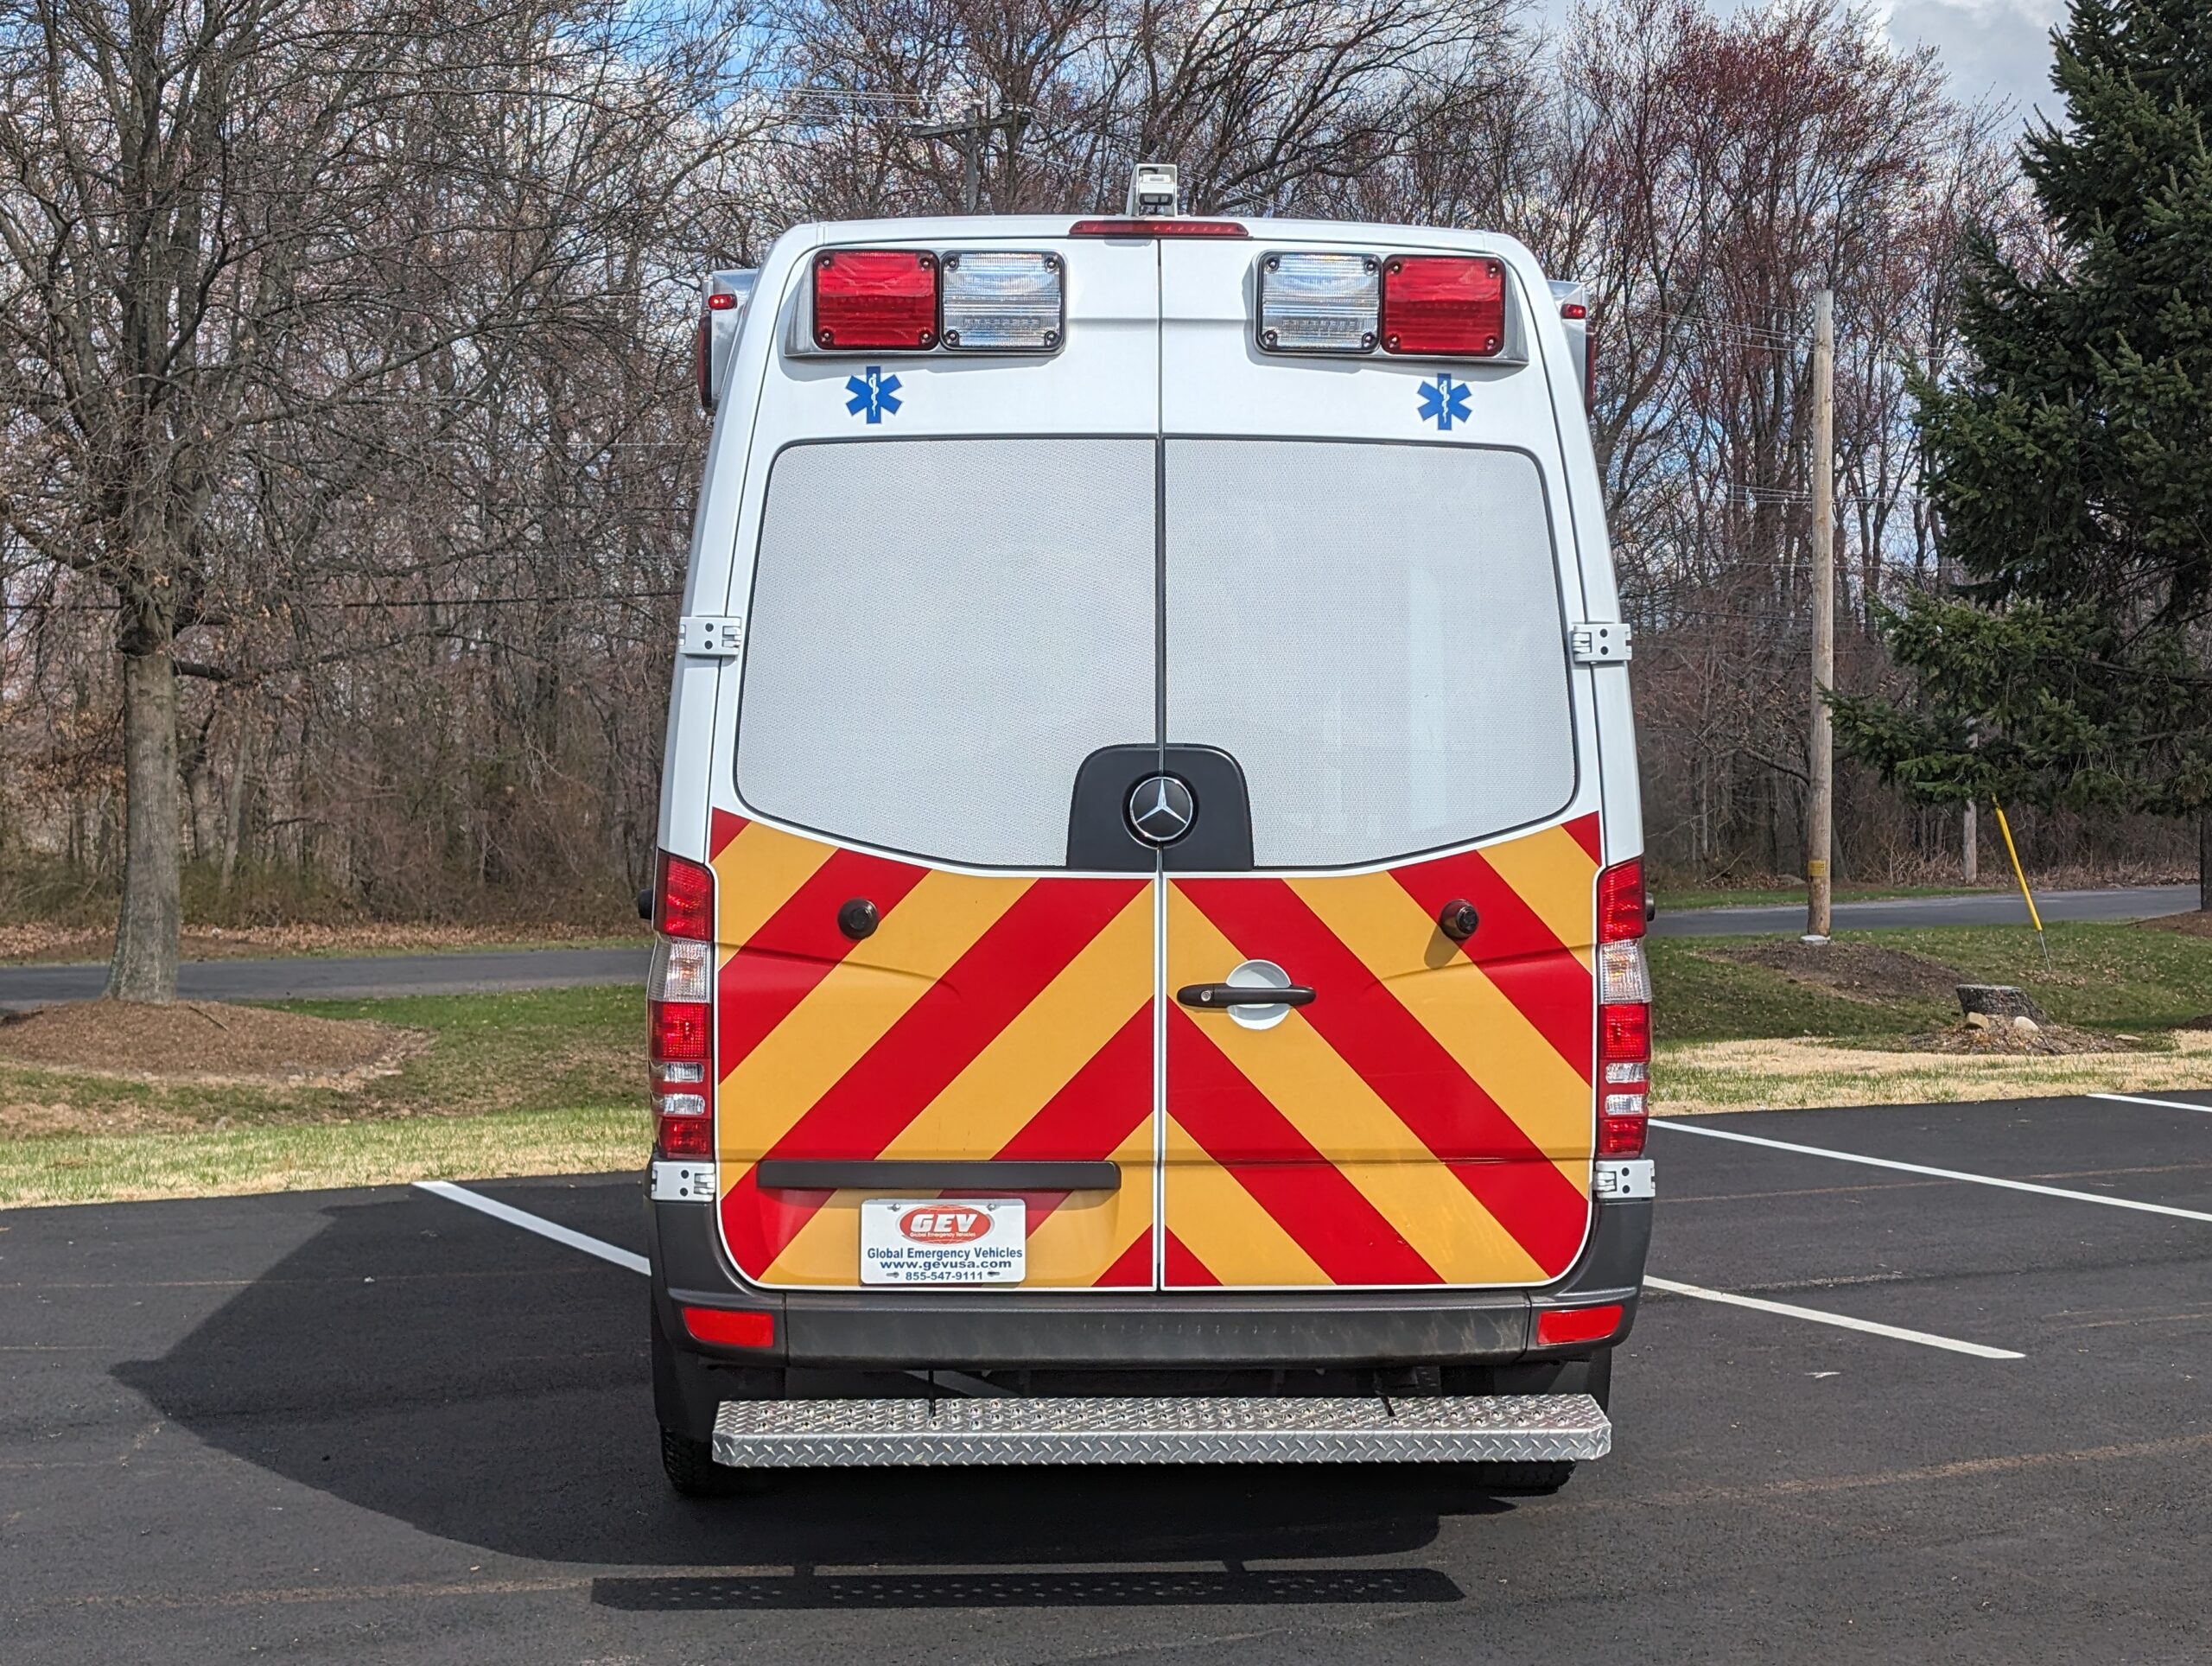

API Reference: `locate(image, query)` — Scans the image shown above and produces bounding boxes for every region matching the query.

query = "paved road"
[0,884,2195,1007]
[0,945,651,1008]
[5,1089,2210,1662]
[1651,881,2196,937]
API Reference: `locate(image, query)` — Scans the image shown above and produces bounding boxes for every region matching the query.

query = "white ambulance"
[645,168,1652,1494]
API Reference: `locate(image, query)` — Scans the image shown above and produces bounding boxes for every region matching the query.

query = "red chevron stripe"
[1094,1230,1154,1288]
[709,808,747,859]
[1169,1008,1441,1285]
[1177,879,1589,1274]
[750,878,1145,1263]
[715,848,928,1075]
[1165,1230,1218,1288]
[718,1165,830,1278]
[1386,848,1592,1075]
[991,1004,1153,1165]
[1563,811,1602,864]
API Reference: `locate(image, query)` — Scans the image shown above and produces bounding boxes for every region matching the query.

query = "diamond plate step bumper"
[712,1393,1610,1467]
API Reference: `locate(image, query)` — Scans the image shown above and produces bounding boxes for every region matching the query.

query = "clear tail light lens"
[1596,855,1649,1158]
[1380,255,1506,357]
[1256,252,1379,353]
[941,251,1063,352]
[812,249,938,350]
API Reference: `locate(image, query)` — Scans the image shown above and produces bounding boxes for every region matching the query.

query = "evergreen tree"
[1833,0,2212,900]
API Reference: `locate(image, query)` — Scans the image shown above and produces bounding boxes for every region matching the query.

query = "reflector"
[941,251,1063,352]
[813,249,938,350]
[683,1307,776,1349]
[1535,1303,1624,1346]
[1255,252,1379,353]
[1380,255,1506,357]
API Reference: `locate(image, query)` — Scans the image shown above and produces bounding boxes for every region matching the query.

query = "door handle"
[1177,982,1316,1009]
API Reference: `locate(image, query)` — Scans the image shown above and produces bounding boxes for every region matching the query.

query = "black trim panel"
[755,1160,1121,1192]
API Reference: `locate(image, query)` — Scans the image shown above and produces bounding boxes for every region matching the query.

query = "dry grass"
[0,1103,644,1207]
[0,999,424,1092]
[1657,1029,2212,1115]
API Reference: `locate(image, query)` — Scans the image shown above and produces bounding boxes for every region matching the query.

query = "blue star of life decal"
[845,366,903,423]
[1417,373,1472,431]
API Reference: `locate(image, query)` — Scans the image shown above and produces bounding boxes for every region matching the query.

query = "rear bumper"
[647,1183,1651,1371]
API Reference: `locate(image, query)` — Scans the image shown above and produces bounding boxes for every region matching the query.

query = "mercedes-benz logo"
[1126,773,1196,846]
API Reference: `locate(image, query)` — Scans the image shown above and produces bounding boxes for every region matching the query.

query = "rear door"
[1155,237,1599,1289]
[709,235,1162,1291]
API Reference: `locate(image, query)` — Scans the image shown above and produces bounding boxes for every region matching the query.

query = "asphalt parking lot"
[6,1092,2210,1664]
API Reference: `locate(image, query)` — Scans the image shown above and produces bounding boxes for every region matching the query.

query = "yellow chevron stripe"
[710,821,836,946]
[716,868,1031,1160]
[1479,823,1599,951]
[877,887,1154,1162]
[1169,891,1542,1284]
[760,1188,866,1284]
[1026,1115,1155,1287]
[1163,1115,1328,1287]
[1289,871,1591,1188]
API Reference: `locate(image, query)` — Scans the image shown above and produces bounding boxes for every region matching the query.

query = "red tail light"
[1598,857,1645,944]
[1597,855,1649,1156]
[656,850,714,942]
[812,249,938,350]
[1069,218,1249,238]
[1380,255,1505,357]
[651,851,715,1160]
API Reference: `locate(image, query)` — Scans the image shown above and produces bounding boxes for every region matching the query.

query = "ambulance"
[644,167,1653,1495]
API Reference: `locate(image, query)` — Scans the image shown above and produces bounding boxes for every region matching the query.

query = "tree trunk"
[1962,800,1979,884]
[107,639,181,1002]
[2200,810,2211,914]
[219,717,254,895]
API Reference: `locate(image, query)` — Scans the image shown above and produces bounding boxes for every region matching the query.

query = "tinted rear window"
[736,438,1156,868]
[1164,440,1574,867]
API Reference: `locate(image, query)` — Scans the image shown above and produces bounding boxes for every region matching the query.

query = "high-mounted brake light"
[1381,255,1506,357]
[649,849,715,1160]
[1069,218,1249,238]
[1595,857,1649,1158]
[696,269,756,416]
[812,249,938,350]
[1256,252,1379,353]
[941,251,1064,352]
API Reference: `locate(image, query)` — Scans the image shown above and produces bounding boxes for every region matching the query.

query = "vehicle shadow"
[115,1185,1509,1605]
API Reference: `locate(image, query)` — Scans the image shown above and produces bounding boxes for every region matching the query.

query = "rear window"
[1164,440,1574,868]
[735,437,1156,868]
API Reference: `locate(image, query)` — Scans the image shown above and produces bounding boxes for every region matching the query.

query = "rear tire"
[1463,1459,1575,1496]
[660,1425,766,1498]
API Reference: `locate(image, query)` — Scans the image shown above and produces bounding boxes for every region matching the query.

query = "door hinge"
[1570,622,1632,665]
[679,614,744,658]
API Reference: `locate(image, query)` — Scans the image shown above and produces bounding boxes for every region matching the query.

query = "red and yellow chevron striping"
[702,807,1599,1292]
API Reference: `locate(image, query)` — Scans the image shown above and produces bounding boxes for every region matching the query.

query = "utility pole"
[906,102,1031,213]
[1805,289,1835,944]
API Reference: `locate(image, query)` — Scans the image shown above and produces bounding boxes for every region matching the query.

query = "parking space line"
[1650,1119,2212,1223]
[1643,1275,2024,1358]
[414,1180,648,1274]
[2091,1091,2212,1116]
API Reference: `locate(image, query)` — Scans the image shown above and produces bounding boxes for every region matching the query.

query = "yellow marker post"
[1989,798,2051,971]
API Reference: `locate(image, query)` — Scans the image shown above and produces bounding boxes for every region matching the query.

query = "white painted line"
[1651,1119,2212,1224]
[1643,1275,2024,1359]
[414,1180,648,1275]
[2091,1092,2212,1116]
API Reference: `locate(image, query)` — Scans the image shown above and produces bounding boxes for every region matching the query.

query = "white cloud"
[1881,0,2067,126]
